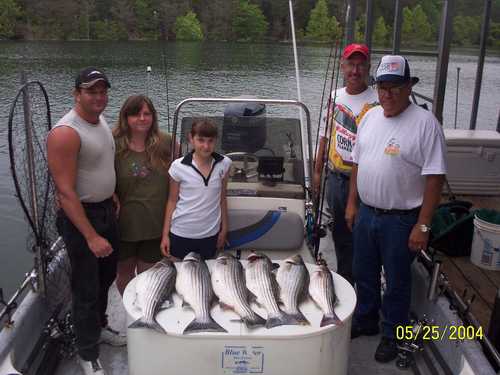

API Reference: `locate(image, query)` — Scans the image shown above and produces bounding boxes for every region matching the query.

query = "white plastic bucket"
[470,214,500,271]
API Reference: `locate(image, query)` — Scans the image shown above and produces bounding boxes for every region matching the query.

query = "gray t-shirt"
[53,109,116,203]
[352,103,447,210]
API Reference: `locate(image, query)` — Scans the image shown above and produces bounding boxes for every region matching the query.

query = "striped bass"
[129,258,176,334]
[276,254,310,325]
[211,253,265,329]
[308,263,342,327]
[245,252,298,329]
[176,252,227,334]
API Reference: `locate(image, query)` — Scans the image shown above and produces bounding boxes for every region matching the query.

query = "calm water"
[0,41,499,297]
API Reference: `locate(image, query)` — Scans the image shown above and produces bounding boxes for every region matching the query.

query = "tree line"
[1,0,499,48]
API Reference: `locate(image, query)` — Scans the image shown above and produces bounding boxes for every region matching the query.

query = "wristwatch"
[418,224,431,233]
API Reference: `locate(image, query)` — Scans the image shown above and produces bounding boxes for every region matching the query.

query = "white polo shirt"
[169,152,232,239]
[352,103,447,210]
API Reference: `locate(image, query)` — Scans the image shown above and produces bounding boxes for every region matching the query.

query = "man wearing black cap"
[313,43,378,285]
[345,55,447,362]
[47,67,125,375]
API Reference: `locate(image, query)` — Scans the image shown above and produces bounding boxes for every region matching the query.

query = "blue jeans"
[352,203,418,338]
[326,170,353,284]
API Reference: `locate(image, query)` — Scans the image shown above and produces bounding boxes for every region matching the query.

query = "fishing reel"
[395,317,430,369]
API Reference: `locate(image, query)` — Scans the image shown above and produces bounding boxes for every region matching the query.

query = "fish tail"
[290,310,310,326]
[265,312,299,329]
[320,312,342,327]
[243,312,266,329]
[128,317,166,334]
[183,317,227,334]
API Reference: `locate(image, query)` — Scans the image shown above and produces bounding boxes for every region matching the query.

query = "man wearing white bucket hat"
[345,55,447,362]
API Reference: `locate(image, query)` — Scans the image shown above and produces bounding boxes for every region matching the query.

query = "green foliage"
[2,0,500,46]
[133,0,159,39]
[490,22,500,47]
[0,0,22,38]
[92,19,128,40]
[175,10,203,41]
[354,16,365,43]
[402,5,432,43]
[453,15,481,45]
[373,16,389,46]
[306,0,341,42]
[232,0,268,41]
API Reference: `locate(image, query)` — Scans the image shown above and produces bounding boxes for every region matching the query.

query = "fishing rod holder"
[0,288,17,328]
[396,317,430,369]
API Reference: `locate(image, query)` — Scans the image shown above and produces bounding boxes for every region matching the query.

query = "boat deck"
[438,195,500,331]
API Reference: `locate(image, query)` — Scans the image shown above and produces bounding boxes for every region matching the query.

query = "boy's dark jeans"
[57,198,119,361]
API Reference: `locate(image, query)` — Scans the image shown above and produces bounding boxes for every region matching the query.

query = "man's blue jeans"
[352,203,418,338]
[326,170,353,284]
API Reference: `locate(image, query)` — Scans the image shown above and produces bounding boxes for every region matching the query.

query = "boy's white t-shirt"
[352,103,447,210]
[169,152,232,239]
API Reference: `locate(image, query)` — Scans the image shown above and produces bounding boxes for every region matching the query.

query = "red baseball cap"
[342,43,370,60]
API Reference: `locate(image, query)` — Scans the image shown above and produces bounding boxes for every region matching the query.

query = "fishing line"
[160,22,171,133]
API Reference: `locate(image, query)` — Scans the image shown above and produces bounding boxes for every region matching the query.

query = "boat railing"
[0,236,64,328]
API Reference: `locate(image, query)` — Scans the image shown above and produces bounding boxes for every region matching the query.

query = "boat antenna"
[159,19,171,133]
[288,1,309,175]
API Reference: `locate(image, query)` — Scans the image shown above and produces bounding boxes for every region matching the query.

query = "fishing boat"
[0,90,499,375]
[2,0,500,374]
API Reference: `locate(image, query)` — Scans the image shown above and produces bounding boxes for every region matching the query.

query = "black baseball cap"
[75,67,111,89]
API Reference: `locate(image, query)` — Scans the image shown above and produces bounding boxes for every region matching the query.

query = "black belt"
[363,203,420,215]
[329,169,350,179]
[81,197,114,210]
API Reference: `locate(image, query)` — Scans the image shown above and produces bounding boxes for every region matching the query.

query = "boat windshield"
[179,116,305,199]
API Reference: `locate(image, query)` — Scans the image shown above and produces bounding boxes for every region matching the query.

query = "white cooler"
[123,260,356,375]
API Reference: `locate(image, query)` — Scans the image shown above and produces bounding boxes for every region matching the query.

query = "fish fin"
[265,312,299,329]
[320,312,342,327]
[219,302,233,311]
[128,318,166,334]
[243,313,266,329]
[183,317,227,334]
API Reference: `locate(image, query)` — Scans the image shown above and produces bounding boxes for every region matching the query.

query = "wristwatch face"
[419,224,431,233]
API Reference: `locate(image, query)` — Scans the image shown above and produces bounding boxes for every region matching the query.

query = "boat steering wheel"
[226,152,259,179]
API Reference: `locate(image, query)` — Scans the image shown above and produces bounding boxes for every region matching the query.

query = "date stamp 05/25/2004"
[396,324,485,341]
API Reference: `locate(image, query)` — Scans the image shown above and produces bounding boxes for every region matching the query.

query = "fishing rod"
[313,38,337,155]
[312,5,348,260]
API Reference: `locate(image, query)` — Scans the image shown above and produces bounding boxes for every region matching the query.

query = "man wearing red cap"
[313,43,378,285]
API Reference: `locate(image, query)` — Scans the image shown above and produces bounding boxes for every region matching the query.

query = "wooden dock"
[438,195,500,331]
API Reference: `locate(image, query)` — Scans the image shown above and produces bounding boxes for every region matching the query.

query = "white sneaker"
[79,358,106,375]
[99,326,127,347]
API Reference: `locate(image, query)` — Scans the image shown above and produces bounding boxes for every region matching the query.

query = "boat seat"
[226,209,304,250]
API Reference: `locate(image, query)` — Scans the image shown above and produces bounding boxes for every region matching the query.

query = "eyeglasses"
[343,61,369,71]
[376,83,409,96]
